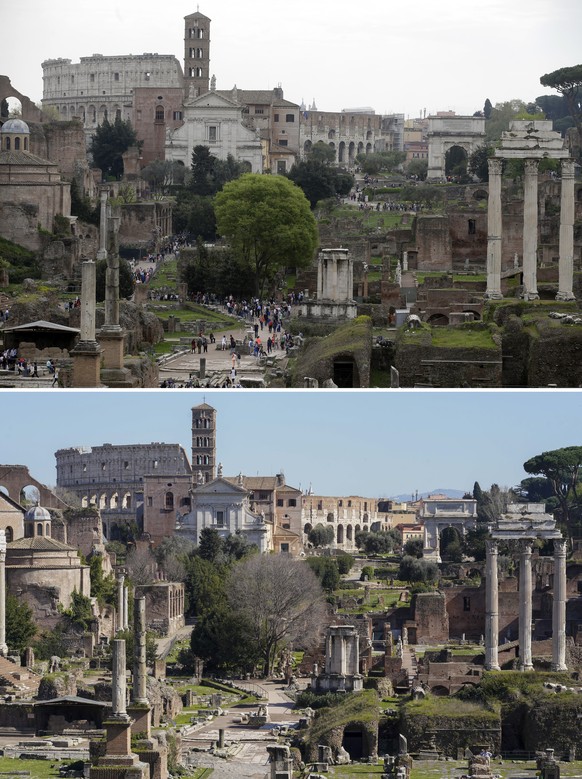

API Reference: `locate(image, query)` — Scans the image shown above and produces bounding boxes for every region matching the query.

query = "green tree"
[89,116,139,179]
[173,192,216,240]
[287,160,339,208]
[485,100,529,143]
[64,591,94,631]
[70,179,99,225]
[540,65,582,155]
[463,524,490,562]
[523,446,582,527]
[406,159,428,180]
[189,145,218,196]
[468,145,495,182]
[398,555,438,583]
[222,531,258,562]
[483,98,493,120]
[305,557,341,591]
[6,593,36,652]
[89,553,117,607]
[357,151,406,175]
[183,554,225,617]
[198,527,223,562]
[403,538,424,558]
[308,141,337,165]
[336,553,354,575]
[141,160,185,195]
[308,523,335,547]
[214,173,318,297]
[355,529,401,555]
[190,603,260,675]
[95,257,135,301]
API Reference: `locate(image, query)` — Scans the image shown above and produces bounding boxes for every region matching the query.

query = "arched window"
[23,137,28,150]
[14,138,20,150]
[155,105,164,122]
[5,527,13,543]
[165,491,174,509]
[45,523,50,537]
[37,523,43,536]
[4,137,10,150]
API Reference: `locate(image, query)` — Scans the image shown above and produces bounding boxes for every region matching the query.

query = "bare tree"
[125,545,156,586]
[227,554,326,677]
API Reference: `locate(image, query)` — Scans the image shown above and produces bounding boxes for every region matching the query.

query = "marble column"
[519,542,534,671]
[133,596,148,704]
[117,573,125,632]
[556,158,576,301]
[522,159,539,300]
[111,638,129,720]
[552,538,568,671]
[485,158,503,299]
[123,583,129,631]
[0,531,8,657]
[484,539,500,670]
[71,260,102,387]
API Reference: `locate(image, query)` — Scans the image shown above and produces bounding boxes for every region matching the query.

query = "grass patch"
[430,325,498,350]
[306,690,380,744]
[0,756,67,777]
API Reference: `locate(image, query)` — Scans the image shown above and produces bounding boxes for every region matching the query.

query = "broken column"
[519,541,534,671]
[128,595,151,739]
[117,572,126,632]
[0,530,7,657]
[552,538,568,671]
[484,539,500,671]
[97,186,125,371]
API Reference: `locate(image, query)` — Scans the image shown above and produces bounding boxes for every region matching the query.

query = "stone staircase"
[0,656,41,699]
[401,646,418,687]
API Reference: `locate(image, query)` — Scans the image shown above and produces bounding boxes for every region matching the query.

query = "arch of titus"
[485,121,575,301]
[485,503,566,672]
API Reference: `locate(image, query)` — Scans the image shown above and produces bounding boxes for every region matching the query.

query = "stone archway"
[445,145,469,178]
[427,115,486,180]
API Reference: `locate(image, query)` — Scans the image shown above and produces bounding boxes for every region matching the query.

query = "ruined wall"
[117,202,173,247]
[0,465,67,509]
[414,215,453,271]
[413,592,449,644]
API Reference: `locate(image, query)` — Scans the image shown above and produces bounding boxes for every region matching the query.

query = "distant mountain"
[390,488,467,502]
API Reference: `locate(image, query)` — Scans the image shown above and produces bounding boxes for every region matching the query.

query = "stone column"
[484,539,500,670]
[123,582,129,631]
[519,541,534,671]
[522,159,539,300]
[556,158,576,301]
[111,638,129,720]
[133,596,148,703]
[552,538,568,671]
[0,530,7,657]
[117,573,125,632]
[71,259,102,387]
[485,158,503,299]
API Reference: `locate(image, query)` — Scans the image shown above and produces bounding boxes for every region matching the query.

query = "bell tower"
[184,10,211,98]
[191,402,216,484]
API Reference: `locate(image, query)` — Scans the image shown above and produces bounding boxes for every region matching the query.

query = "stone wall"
[413,592,449,644]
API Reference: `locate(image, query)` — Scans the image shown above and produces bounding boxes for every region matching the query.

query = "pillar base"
[555,291,576,301]
[551,662,568,672]
[71,343,103,388]
[128,703,151,740]
[520,292,539,301]
[485,663,500,671]
[484,291,503,300]
[519,663,534,672]
[98,329,126,371]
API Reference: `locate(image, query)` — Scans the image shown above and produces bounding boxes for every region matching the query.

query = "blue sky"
[1,390,580,498]
[3,0,581,117]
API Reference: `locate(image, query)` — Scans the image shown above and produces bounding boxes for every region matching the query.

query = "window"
[147,496,153,507]
[114,72,119,81]
[145,71,151,81]
[90,73,95,83]
[216,510,224,525]
[173,110,183,121]
[4,138,9,150]
[208,125,217,142]
[101,462,106,470]
[278,139,288,146]
[285,114,295,122]
[281,543,289,553]
[274,113,279,122]
[155,105,164,122]
[255,108,264,115]
[288,498,296,507]
[338,500,343,507]
[468,219,476,235]
[165,491,174,509]
[276,160,287,174]
[258,491,269,500]
[124,461,129,470]
[14,138,20,150]
[317,501,323,510]
[277,499,284,507]
[283,523,290,529]
[463,597,471,612]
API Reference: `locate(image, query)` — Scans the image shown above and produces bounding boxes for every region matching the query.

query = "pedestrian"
[191,339,196,353]
[221,335,227,351]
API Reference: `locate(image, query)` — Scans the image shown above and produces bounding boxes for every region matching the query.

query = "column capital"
[485,539,498,555]
[561,158,576,178]
[524,159,539,176]
[488,157,502,175]
[554,537,567,556]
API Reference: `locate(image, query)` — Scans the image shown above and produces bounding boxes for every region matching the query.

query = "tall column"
[123,582,129,631]
[519,542,534,671]
[552,538,568,671]
[111,638,129,720]
[133,596,148,704]
[485,158,503,299]
[556,158,576,301]
[116,573,125,632]
[522,159,539,300]
[71,259,102,387]
[0,530,7,657]
[484,539,500,670]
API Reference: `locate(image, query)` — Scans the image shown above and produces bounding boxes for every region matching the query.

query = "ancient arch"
[427,115,486,180]
[0,76,42,122]
[0,466,65,509]
[342,723,372,760]
[338,141,346,163]
[346,525,353,541]
[337,524,344,544]
[427,313,449,326]
[327,512,334,523]
[304,522,312,534]
[20,484,40,506]
[445,145,469,177]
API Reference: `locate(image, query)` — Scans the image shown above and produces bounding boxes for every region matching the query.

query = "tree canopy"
[214,173,318,297]
[287,160,353,208]
[89,116,139,179]
[523,446,582,527]
[356,151,406,175]
[307,523,335,548]
[95,257,135,301]
[540,66,582,153]
[6,593,36,652]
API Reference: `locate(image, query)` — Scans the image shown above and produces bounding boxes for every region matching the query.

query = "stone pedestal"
[71,343,102,388]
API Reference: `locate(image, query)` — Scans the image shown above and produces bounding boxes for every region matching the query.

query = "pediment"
[186,90,240,109]
[193,476,247,496]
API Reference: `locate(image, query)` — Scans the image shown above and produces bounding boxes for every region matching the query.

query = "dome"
[24,504,51,522]
[1,118,30,135]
